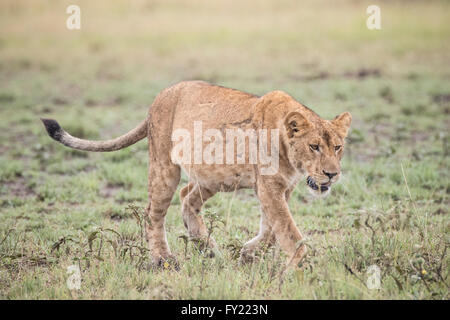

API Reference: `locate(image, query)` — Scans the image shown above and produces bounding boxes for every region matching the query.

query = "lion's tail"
[41,118,148,152]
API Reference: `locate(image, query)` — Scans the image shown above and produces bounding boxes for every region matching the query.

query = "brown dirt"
[2,177,35,197]
[99,182,124,198]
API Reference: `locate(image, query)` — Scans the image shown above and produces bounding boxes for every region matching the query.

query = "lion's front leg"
[239,210,276,264]
[252,177,307,268]
[239,184,295,263]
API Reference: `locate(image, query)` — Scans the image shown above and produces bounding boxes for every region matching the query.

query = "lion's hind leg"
[180,183,217,251]
[146,164,180,267]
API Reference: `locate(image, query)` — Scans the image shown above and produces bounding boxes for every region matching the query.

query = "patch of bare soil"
[2,177,35,197]
[99,182,125,198]
[410,131,431,142]
[432,93,450,105]
[51,97,68,106]
[305,228,344,236]
[432,207,447,215]
[288,68,382,81]
[102,208,126,221]
[99,182,129,198]
[343,68,381,79]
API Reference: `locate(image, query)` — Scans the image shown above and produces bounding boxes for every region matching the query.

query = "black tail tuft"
[41,118,63,141]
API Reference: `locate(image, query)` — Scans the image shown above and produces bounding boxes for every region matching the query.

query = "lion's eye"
[335,145,342,151]
[310,144,319,151]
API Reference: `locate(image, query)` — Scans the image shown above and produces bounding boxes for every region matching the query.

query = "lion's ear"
[284,111,313,138]
[332,112,352,137]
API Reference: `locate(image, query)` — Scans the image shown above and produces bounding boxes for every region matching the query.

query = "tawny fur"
[42,80,351,269]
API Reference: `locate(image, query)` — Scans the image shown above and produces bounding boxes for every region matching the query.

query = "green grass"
[0,0,449,299]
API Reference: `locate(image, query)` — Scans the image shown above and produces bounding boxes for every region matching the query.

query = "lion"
[41,80,351,269]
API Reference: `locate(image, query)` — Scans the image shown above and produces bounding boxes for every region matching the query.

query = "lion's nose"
[323,170,338,179]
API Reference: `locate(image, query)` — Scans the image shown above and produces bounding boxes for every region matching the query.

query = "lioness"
[41,81,351,268]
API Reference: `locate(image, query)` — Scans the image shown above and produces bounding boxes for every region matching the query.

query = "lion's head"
[284,110,352,196]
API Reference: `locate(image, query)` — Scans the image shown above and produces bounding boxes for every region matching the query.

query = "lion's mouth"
[306,176,330,192]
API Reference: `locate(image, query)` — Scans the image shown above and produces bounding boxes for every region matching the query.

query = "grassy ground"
[0,0,449,299]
